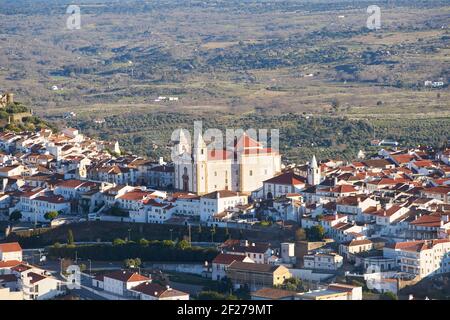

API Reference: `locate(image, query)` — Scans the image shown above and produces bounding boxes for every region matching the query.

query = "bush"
[380,291,398,300]
[44,211,59,221]
[48,241,218,263]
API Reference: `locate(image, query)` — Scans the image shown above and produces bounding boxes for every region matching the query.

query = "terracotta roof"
[348,239,373,247]
[410,214,442,227]
[56,179,86,189]
[235,134,262,149]
[422,186,450,195]
[392,154,416,164]
[132,282,188,298]
[337,195,369,206]
[0,260,21,268]
[27,272,47,284]
[104,271,150,283]
[119,190,151,201]
[212,253,249,265]
[264,172,306,186]
[251,287,295,299]
[328,283,359,292]
[0,242,22,253]
[202,190,242,199]
[11,264,33,273]
[331,185,357,194]
[228,261,281,273]
[389,239,450,252]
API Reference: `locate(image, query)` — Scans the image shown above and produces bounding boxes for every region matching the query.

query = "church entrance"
[182,167,189,192]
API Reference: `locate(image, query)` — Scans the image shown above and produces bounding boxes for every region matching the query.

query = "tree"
[295,228,307,241]
[306,225,326,241]
[9,210,22,222]
[79,264,87,272]
[139,238,149,246]
[44,211,59,221]
[210,226,216,243]
[176,239,191,250]
[67,229,74,246]
[113,238,126,246]
[124,258,142,268]
[283,277,304,292]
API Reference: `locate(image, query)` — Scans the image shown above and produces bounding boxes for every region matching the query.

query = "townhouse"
[226,261,291,291]
[130,282,189,300]
[211,253,254,281]
[383,239,450,278]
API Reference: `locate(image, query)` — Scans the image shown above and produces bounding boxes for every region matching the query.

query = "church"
[174,131,281,195]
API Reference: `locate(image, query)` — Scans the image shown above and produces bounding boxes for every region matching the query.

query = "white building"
[200,190,248,223]
[0,242,22,262]
[211,253,254,281]
[262,171,306,199]
[303,252,343,271]
[383,239,450,278]
[101,271,150,296]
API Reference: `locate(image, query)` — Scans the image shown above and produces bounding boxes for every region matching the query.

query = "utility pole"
[188,224,191,245]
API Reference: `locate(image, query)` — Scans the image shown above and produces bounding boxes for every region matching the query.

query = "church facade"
[174,132,281,195]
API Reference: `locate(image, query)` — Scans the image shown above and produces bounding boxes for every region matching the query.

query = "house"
[226,261,291,291]
[303,252,343,271]
[0,242,22,262]
[21,271,65,300]
[327,283,363,300]
[297,289,350,300]
[336,195,379,221]
[383,239,450,278]
[7,263,65,300]
[339,239,373,260]
[130,282,189,300]
[421,186,450,204]
[98,270,150,297]
[200,190,248,223]
[262,171,306,199]
[211,253,254,281]
[221,240,274,264]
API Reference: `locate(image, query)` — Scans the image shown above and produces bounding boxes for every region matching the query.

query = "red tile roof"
[212,253,248,265]
[0,260,21,268]
[0,242,22,253]
[331,185,357,194]
[264,172,306,186]
[132,282,188,298]
[104,270,150,283]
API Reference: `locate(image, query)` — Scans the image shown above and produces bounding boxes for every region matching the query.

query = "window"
[249,170,253,176]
